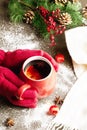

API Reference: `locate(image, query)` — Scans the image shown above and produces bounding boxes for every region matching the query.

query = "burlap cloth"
[0,1,77,130]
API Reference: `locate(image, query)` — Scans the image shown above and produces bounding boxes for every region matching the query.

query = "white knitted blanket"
[65,26,87,78]
[47,26,87,130]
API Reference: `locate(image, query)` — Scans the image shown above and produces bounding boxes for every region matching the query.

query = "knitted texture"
[0,49,58,108]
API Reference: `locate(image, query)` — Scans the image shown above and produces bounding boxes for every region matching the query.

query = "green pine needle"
[32,12,49,38]
[8,0,25,22]
[65,2,83,28]
[8,0,84,38]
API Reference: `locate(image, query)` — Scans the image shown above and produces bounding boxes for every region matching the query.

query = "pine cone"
[55,0,78,5]
[55,0,68,5]
[82,5,87,19]
[23,10,35,24]
[58,12,72,25]
[72,0,79,3]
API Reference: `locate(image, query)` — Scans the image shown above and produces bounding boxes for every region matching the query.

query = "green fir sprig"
[8,0,25,22]
[8,0,84,45]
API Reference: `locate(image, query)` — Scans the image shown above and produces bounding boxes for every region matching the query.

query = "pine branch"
[8,0,84,41]
[8,0,25,22]
[65,2,83,28]
[18,0,35,11]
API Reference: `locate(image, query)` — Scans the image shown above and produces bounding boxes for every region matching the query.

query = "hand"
[0,66,38,108]
[0,49,58,72]
[0,49,58,108]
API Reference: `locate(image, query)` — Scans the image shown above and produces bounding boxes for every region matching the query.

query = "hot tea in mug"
[24,60,51,80]
[21,56,57,98]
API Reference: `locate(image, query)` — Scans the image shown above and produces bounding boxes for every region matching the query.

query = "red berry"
[58,25,62,28]
[47,27,51,32]
[55,53,64,63]
[52,22,56,29]
[52,10,55,15]
[50,34,55,41]
[55,29,60,35]
[59,30,63,34]
[48,16,54,22]
[47,105,59,115]
[50,41,56,46]
[62,26,66,32]
[39,6,49,18]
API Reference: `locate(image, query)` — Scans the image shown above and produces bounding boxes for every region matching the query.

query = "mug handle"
[16,84,31,100]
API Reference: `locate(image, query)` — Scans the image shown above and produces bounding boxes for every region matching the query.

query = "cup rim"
[22,56,53,81]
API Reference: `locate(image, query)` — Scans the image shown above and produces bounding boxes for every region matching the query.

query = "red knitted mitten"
[0,66,38,108]
[1,49,58,72]
[0,49,58,108]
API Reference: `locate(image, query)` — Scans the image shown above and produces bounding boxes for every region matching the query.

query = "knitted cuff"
[0,50,5,65]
